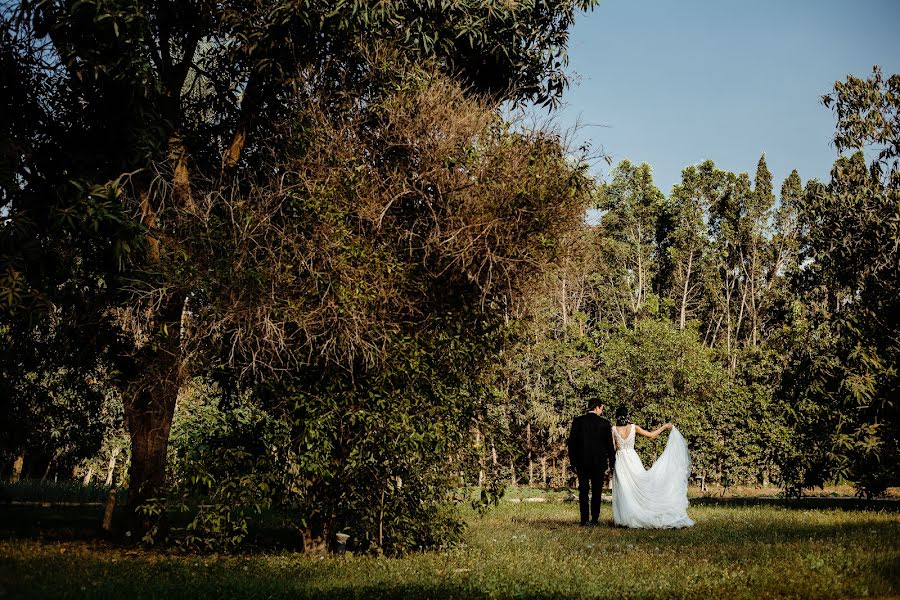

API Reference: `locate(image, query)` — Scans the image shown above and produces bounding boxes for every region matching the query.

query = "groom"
[567,398,616,526]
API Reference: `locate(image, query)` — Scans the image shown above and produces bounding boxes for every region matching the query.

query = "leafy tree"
[781,66,899,497]
[822,65,900,185]
[0,323,119,481]
[593,161,665,323]
[658,161,722,332]
[1,0,599,528]
[139,75,592,549]
[596,318,728,484]
[746,155,776,347]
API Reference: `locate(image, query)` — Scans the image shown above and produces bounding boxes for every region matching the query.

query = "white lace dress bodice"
[613,424,636,451]
[610,424,694,529]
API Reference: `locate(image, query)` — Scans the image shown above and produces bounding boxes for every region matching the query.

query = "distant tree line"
[487,66,899,500]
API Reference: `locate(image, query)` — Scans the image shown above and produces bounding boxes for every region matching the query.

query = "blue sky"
[558,0,900,198]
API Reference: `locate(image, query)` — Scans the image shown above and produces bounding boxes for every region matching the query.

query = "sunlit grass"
[1,499,897,599]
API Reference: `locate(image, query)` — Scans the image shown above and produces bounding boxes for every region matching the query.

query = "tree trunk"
[679,248,694,329]
[526,424,533,486]
[540,456,547,486]
[105,447,121,487]
[560,456,568,488]
[102,488,118,533]
[41,450,60,482]
[750,245,759,346]
[635,223,644,313]
[474,427,485,487]
[82,466,94,486]
[123,380,179,532]
[11,453,24,483]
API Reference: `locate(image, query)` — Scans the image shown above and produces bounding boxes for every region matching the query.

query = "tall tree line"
[493,67,898,497]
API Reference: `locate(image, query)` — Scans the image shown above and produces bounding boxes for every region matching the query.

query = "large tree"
[782,67,900,497]
[1,0,599,530]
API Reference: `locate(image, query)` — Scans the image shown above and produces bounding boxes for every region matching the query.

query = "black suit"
[567,412,616,524]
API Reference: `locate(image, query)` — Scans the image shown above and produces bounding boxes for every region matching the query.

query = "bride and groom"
[567,399,694,528]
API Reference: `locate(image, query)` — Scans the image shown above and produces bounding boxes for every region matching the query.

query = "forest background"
[1,0,897,555]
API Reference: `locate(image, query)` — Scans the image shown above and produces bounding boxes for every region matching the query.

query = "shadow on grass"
[1,556,584,600]
[0,505,109,542]
[689,495,900,511]
[0,505,309,552]
[511,511,900,552]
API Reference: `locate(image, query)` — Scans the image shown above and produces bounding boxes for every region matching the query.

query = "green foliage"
[595,160,665,323]
[142,320,488,554]
[823,65,900,184]
[780,153,899,497]
[140,383,286,551]
[775,68,900,498]
[2,0,600,540]
[0,323,122,480]
[261,336,477,555]
[597,319,726,478]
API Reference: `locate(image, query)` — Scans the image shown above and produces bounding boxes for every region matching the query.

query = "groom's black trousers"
[575,466,606,524]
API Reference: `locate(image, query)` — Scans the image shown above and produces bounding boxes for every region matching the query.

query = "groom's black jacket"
[568,412,616,473]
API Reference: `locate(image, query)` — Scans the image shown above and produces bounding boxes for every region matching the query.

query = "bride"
[611,407,694,528]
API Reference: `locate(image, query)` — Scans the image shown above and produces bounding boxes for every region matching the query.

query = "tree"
[822,65,900,186]
[658,161,722,332]
[782,66,900,497]
[595,161,665,323]
[770,170,802,284]
[0,322,119,482]
[131,75,594,550]
[746,155,776,347]
[1,1,600,527]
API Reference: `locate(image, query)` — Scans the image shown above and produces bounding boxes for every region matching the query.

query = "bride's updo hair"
[615,406,631,427]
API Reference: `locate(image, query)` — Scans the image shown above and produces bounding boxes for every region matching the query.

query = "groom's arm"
[567,420,581,469]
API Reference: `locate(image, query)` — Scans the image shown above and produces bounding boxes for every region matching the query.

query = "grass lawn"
[1,496,898,599]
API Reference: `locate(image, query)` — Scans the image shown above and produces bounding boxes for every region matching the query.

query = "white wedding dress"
[611,424,694,528]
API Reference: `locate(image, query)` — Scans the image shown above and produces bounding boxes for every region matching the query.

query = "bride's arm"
[634,423,673,440]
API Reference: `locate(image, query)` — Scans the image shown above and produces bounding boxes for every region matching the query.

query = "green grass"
[1,499,898,599]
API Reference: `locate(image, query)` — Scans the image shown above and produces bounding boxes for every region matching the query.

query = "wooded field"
[1,0,898,555]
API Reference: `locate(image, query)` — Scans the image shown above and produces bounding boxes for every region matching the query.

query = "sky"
[557,0,900,198]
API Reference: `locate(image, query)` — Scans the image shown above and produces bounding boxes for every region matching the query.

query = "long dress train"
[611,423,694,528]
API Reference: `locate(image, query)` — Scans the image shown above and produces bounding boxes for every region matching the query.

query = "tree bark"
[11,453,24,483]
[41,450,60,482]
[121,128,192,531]
[123,378,180,532]
[526,423,533,485]
[105,447,121,487]
[540,456,547,486]
[102,488,118,533]
[679,248,694,330]
[561,456,568,487]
